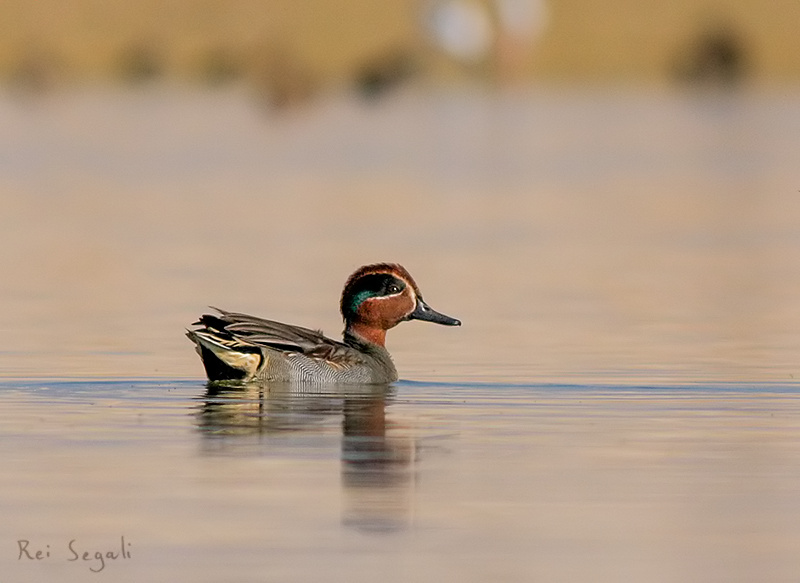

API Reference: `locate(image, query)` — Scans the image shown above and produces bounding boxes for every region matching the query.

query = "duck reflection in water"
[197,381,416,532]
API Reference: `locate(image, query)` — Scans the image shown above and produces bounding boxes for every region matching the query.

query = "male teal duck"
[187,263,460,384]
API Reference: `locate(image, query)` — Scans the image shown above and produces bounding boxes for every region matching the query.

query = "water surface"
[2,86,800,581]
[1,86,799,383]
[3,380,800,582]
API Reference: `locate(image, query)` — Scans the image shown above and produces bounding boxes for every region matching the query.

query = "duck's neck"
[345,321,387,347]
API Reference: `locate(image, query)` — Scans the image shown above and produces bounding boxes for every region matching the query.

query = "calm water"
[3,380,800,582]
[2,85,800,581]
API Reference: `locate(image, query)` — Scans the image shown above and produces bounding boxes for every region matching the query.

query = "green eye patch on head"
[344,273,407,315]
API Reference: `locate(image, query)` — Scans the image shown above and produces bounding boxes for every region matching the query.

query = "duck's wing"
[192,307,354,362]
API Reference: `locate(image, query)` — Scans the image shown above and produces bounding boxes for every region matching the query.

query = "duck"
[187,263,460,384]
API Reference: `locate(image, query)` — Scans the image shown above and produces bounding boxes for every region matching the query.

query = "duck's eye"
[387,284,401,294]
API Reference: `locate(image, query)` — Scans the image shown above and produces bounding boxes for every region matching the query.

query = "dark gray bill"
[408,298,461,326]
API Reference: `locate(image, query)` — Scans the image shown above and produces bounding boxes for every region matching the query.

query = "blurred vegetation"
[0,0,797,94]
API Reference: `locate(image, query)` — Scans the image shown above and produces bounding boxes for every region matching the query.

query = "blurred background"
[0,0,800,91]
[1,0,799,92]
[1,0,800,382]
[1,0,799,91]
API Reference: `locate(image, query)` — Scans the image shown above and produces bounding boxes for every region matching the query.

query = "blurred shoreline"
[1,0,799,98]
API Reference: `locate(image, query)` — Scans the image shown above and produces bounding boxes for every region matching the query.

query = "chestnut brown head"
[340,263,460,345]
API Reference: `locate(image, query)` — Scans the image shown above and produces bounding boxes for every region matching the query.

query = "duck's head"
[340,263,461,346]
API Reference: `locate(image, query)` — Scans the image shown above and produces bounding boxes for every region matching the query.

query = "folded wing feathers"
[193,308,349,358]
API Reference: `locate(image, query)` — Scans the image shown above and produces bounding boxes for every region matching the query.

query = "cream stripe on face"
[362,286,413,302]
